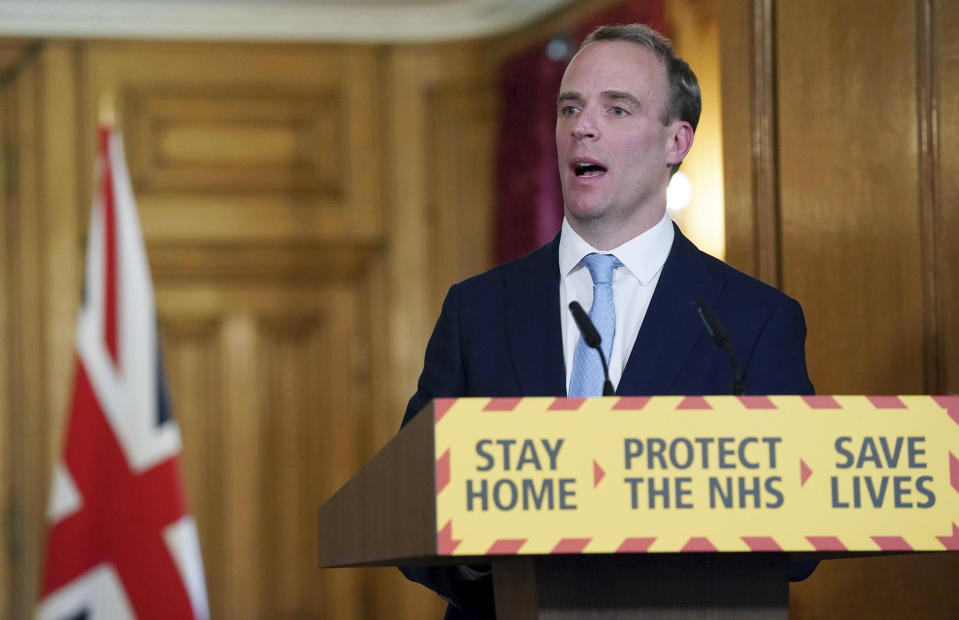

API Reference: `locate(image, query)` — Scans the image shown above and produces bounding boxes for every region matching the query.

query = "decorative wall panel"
[81,43,382,243]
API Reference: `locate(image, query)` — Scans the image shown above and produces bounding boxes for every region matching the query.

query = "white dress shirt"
[559,212,675,393]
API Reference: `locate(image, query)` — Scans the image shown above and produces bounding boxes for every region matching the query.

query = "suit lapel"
[505,235,567,396]
[618,224,724,395]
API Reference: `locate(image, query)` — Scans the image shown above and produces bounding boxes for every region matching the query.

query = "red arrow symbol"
[593,460,605,487]
[800,459,812,487]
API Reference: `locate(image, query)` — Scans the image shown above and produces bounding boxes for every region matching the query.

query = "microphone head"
[568,301,602,349]
[695,299,729,346]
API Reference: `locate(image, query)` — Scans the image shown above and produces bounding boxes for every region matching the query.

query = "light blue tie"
[568,253,621,397]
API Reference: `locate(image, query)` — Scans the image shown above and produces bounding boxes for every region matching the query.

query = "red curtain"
[494,0,666,264]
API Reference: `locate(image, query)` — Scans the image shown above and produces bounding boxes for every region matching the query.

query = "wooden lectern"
[318,396,959,618]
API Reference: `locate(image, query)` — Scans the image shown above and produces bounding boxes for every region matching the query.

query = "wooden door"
[720,1,959,616]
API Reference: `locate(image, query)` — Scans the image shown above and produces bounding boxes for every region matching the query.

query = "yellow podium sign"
[432,395,959,555]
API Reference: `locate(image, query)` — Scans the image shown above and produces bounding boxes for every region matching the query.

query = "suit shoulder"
[697,250,801,309]
[448,242,555,297]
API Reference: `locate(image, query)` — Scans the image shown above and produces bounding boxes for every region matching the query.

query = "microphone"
[695,299,744,395]
[568,301,615,396]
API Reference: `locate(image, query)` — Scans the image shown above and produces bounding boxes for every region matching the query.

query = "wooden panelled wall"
[721,0,959,617]
[0,36,504,618]
[5,0,958,618]
[0,1,632,615]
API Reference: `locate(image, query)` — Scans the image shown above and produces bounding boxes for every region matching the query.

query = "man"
[401,24,814,619]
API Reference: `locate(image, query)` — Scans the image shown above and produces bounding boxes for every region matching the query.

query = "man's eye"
[560,106,579,116]
[610,106,628,116]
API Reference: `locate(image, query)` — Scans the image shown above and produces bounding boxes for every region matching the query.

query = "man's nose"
[571,110,599,140]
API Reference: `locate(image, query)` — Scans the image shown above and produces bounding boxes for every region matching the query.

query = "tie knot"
[581,253,621,285]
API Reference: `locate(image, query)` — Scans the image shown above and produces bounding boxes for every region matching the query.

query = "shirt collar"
[558,211,675,286]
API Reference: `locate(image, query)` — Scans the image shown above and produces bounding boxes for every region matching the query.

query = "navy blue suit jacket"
[400,224,814,618]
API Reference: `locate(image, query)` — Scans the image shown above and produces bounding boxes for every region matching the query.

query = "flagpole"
[98,93,116,128]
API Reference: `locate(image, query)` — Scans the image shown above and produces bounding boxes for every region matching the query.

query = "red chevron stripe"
[681,537,717,552]
[483,397,522,411]
[487,539,526,554]
[739,396,776,409]
[437,520,461,555]
[616,537,656,552]
[613,396,650,410]
[871,536,912,551]
[435,449,450,495]
[433,398,455,423]
[933,395,959,427]
[937,523,959,550]
[551,538,591,553]
[549,398,585,410]
[866,395,906,409]
[806,536,847,551]
[677,396,711,410]
[950,453,959,495]
[802,395,841,409]
[741,537,782,551]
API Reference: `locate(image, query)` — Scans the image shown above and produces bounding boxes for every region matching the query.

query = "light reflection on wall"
[666,0,724,260]
[666,171,692,212]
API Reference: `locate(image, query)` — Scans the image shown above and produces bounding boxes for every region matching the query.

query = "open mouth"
[573,161,607,177]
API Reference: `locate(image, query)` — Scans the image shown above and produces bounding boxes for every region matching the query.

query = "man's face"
[556,41,687,238]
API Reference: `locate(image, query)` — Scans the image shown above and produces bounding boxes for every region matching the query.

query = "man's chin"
[564,204,609,223]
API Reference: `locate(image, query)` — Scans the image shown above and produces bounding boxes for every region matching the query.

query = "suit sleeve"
[741,295,819,581]
[402,284,468,428]
[399,285,496,616]
[742,296,815,396]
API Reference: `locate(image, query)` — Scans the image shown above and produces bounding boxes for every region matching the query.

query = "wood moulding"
[750,0,780,288]
[916,0,943,394]
[148,240,384,281]
[718,0,779,283]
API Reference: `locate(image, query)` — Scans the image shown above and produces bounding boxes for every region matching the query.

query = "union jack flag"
[38,126,210,619]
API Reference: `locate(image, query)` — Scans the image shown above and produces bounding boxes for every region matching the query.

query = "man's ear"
[666,121,694,166]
